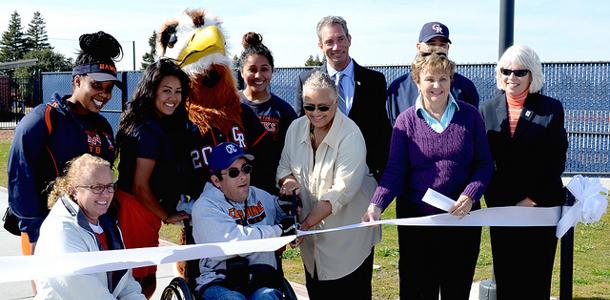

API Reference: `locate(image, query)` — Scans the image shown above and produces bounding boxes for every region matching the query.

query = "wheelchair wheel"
[281,277,298,300]
[160,277,194,300]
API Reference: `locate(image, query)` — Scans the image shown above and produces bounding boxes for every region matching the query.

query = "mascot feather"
[157,8,277,199]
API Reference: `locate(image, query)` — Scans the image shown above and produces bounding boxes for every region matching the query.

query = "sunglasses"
[500,68,530,77]
[222,164,253,178]
[76,183,117,195]
[303,104,332,112]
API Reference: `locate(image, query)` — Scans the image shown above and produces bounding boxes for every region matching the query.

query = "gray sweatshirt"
[192,183,288,289]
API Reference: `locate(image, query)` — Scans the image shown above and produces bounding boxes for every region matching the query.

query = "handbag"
[2,207,21,236]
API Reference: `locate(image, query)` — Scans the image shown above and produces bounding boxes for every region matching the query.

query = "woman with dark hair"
[7,32,122,293]
[115,58,191,298]
[480,44,568,299]
[34,154,145,300]
[239,32,297,188]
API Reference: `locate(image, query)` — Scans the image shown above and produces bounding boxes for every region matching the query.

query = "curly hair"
[47,154,112,208]
[75,31,123,66]
[116,58,191,147]
[411,51,456,84]
[238,32,274,71]
[303,70,338,102]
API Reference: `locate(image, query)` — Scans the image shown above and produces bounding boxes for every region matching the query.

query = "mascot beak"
[176,25,225,68]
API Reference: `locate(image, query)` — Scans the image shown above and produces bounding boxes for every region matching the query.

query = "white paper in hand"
[422,188,455,212]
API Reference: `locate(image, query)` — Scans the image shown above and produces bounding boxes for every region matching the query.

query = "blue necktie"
[335,72,347,114]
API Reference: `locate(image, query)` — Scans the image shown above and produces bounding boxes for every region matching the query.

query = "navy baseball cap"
[209,142,254,172]
[418,22,451,43]
[72,63,122,87]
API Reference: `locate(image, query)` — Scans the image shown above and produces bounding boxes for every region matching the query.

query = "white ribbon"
[0,236,295,283]
[0,177,606,284]
[556,175,609,237]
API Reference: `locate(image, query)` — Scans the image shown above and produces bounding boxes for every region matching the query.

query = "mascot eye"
[168,33,178,49]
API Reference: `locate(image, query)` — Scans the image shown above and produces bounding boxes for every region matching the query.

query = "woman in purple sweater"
[363,52,492,299]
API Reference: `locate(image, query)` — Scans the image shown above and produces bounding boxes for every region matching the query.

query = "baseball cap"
[72,63,122,87]
[209,142,254,172]
[418,22,451,44]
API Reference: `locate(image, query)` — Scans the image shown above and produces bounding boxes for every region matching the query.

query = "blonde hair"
[496,44,544,93]
[303,70,338,102]
[47,154,112,208]
[411,52,456,84]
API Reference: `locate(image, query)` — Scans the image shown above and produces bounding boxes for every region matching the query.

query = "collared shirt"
[327,59,355,114]
[277,111,380,280]
[415,93,460,133]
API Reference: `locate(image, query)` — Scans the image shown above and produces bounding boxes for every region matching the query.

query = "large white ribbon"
[0,236,295,283]
[0,177,606,284]
[556,175,609,237]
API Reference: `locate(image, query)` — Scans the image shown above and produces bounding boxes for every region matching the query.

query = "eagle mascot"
[157,9,278,199]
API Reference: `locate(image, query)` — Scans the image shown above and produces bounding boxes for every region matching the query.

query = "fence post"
[560,190,576,299]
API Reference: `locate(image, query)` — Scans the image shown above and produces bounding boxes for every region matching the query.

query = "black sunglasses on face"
[76,183,117,195]
[223,164,253,178]
[303,104,331,112]
[500,68,530,77]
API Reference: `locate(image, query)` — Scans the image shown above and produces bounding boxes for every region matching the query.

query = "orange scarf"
[506,89,528,136]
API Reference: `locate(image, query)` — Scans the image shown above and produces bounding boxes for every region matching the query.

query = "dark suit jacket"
[295,61,392,180]
[480,92,568,207]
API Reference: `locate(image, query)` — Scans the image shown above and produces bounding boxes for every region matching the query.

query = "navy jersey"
[239,91,297,143]
[8,97,115,241]
[116,117,186,213]
[183,103,278,199]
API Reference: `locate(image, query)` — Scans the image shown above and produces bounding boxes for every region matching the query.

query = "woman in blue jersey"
[7,31,122,284]
[238,32,297,193]
[115,58,191,298]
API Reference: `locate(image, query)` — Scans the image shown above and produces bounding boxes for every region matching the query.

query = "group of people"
[5,14,568,300]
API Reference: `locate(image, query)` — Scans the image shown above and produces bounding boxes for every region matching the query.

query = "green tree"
[0,11,27,61]
[232,54,240,68]
[24,11,51,51]
[140,30,156,70]
[14,49,73,105]
[304,54,323,66]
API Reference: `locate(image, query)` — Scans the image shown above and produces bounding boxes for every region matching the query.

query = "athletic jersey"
[239,91,297,143]
[8,96,115,242]
[116,117,187,213]
[183,103,277,200]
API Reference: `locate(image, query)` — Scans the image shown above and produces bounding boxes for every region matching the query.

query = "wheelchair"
[160,196,299,300]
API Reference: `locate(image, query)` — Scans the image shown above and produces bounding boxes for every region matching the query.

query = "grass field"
[1,131,608,299]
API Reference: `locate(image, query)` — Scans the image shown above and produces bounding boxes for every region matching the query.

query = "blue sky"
[1,0,609,71]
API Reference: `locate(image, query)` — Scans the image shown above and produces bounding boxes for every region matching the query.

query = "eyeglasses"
[500,68,530,77]
[303,104,332,112]
[222,164,253,178]
[76,183,117,195]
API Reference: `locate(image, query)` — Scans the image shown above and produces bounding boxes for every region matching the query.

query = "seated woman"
[277,71,380,300]
[34,154,145,300]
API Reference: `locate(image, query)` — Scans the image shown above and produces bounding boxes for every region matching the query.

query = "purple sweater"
[371,101,492,217]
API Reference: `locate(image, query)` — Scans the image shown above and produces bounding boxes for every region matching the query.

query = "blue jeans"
[201,285,282,300]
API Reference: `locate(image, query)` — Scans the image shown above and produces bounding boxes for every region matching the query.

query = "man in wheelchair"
[191,142,298,300]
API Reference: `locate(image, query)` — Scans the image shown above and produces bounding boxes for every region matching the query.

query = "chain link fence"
[36,62,609,176]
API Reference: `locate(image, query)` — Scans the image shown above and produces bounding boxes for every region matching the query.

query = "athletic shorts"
[116,189,161,278]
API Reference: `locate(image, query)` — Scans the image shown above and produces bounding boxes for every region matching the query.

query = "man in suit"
[295,16,391,180]
[386,21,480,126]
